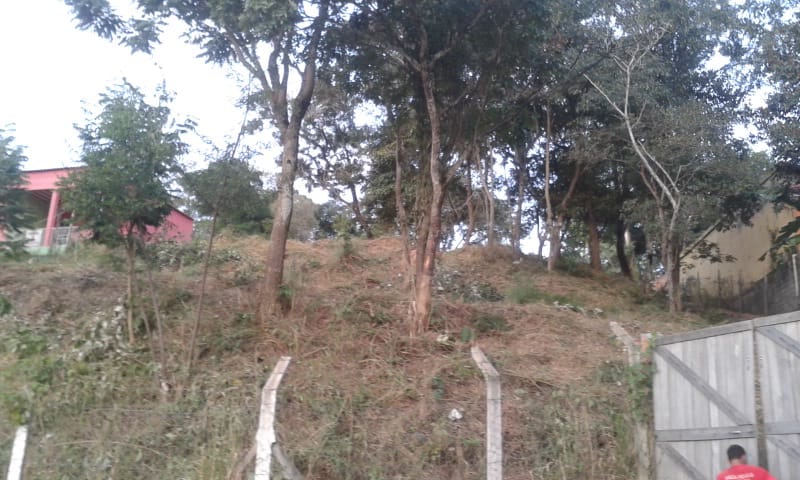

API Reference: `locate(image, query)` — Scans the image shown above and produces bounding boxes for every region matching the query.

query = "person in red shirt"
[717,445,776,480]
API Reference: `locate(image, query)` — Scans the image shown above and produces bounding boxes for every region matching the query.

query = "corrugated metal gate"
[653,312,800,479]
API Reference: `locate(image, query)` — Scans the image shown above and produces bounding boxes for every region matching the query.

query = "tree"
[347,0,592,335]
[751,5,800,252]
[60,82,187,343]
[301,83,373,238]
[65,0,335,312]
[584,0,762,311]
[182,156,273,235]
[284,194,319,241]
[0,129,30,255]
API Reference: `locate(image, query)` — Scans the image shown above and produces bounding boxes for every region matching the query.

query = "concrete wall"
[738,257,800,315]
[682,204,797,299]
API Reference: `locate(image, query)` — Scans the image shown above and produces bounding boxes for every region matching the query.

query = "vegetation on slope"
[0,236,713,479]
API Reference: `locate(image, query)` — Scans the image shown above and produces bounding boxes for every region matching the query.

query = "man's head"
[727,445,747,465]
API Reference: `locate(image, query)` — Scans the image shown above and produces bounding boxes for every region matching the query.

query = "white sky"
[0,1,258,173]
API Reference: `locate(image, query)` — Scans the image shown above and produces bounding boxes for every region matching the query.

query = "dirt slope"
[0,236,714,479]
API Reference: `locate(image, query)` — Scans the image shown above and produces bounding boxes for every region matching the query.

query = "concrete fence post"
[610,322,652,480]
[255,356,292,480]
[471,346,502,480]
[6,425,28,480]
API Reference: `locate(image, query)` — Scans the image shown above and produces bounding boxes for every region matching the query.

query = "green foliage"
[625,361,655,423]
[596,355,654,424]
[556,255,594,278]
[470,312,510,334]
[144,240,243,269]
[334,214,355,259]
[459,327,475,343]
[0,295,12,316]
[508,281,580,307]
[430,375,445,402]
[182,157,273,234]
[0,128,32,254]
[334,295,393,326]
[302,83,374,238]
[3,327,50,358]
[59,82,188,249]
[0,324,63,424]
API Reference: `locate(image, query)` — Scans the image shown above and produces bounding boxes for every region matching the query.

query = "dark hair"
[727,445,746,461]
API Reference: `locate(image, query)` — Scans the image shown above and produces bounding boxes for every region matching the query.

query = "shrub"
[470,312,510,333]
[508,281,582,307]
[0,295,12,316]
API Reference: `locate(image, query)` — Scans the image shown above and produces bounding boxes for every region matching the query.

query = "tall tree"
[301,83,373,238]
[348,0,593,335]
[584,0,761,311]
[751,4,800,252]
[60,82,187,343]
[0,129,31,255]
[65,0,334,312]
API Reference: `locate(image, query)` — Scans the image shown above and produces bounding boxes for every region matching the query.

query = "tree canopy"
[182,156,274,235]
[60,82,187,246]
[0,129,31,254]
[58,0,797,319]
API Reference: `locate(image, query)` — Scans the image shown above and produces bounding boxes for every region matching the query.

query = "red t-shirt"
[717,464,776,480]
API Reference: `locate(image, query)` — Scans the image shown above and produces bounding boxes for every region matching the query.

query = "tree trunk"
[480,149,496,248]
[616,219,632,278]
[548,215,563,271]
[412,64,445,337]
[125,239,136,344]
[258,2,328,313]
[511,146,526,260]
[263,132,299,310]
[465,164,475,246]
[537,218,546,258]
[188,201,220,375]
[348,183,372,239]
[544,107,558,271]
[586,206,602,272]
[667,241,682,313]
[395,132,413,290]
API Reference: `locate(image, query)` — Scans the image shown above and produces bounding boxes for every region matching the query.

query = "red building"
[0,167,193,252]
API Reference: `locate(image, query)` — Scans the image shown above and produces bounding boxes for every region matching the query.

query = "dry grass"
[0,236,714,479]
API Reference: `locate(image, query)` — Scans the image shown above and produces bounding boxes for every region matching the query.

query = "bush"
[508,283,547,304]
[145,241,243,269]
[508,281,581,307]
[470,312,510,333]
[0,295,12,316]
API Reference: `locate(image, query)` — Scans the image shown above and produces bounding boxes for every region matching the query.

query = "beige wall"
[682,204,797,298]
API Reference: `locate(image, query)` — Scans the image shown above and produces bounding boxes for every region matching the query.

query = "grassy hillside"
[0,236,716,479]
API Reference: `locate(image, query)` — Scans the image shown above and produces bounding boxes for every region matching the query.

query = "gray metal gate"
[755,313,800,479]
[654,312,800,479]
[654,321,758,479]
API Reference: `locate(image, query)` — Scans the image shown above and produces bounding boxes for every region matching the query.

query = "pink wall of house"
[142,209,194,243]
[22,168,74,191]
[1,168,193,246]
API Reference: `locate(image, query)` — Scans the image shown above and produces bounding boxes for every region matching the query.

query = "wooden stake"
[255,356,292,480]
[6,425,28,480]
[471,346,502,480]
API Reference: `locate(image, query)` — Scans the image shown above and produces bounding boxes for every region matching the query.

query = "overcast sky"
[0,1,260,173]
